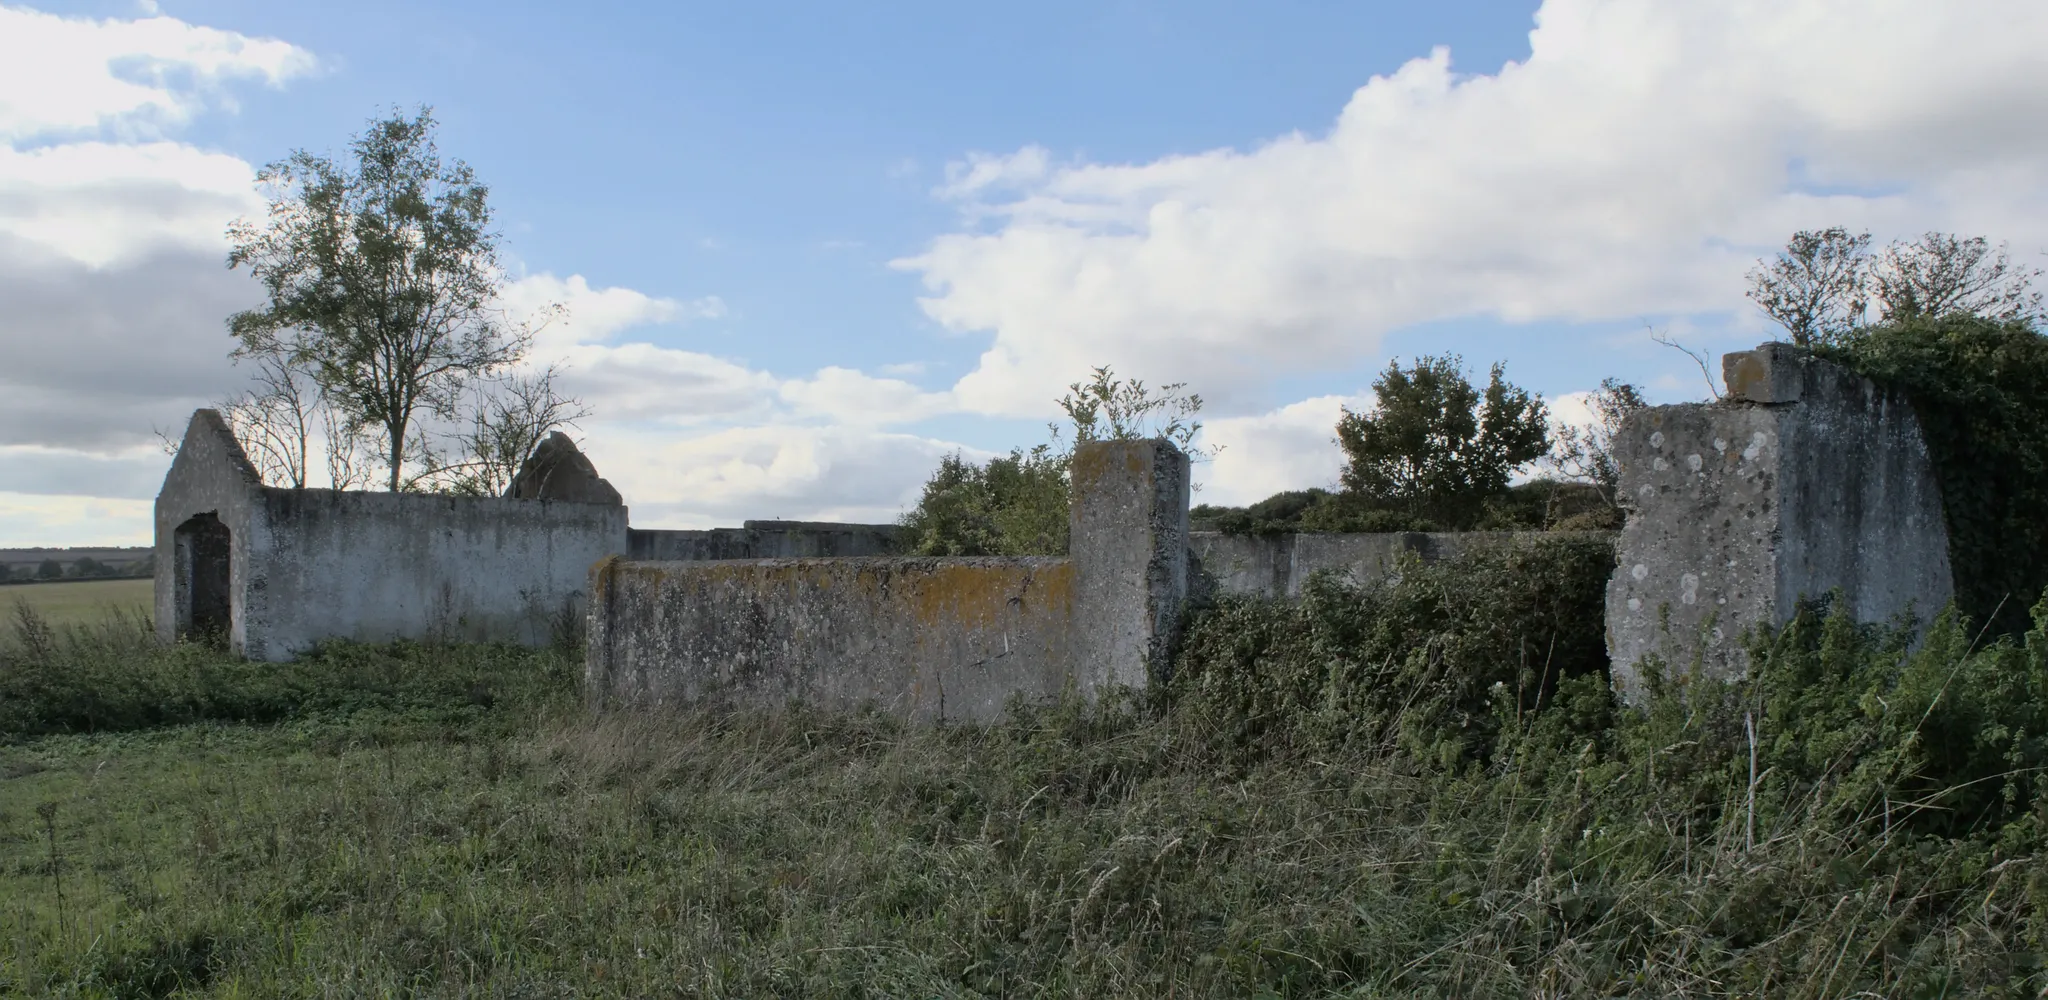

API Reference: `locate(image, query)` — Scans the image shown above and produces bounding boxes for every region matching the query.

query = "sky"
[4,0,2047,545]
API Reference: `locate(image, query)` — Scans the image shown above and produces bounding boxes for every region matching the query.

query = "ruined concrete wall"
[1607,343,1953,702]
[153,409,272,656]
[1191,530,1606,600]
[627,521,903,561]
[588,557,1073,723]
[250,490,628,659]
[588,439,1190,720]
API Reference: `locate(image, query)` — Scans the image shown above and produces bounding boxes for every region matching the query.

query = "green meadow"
[4,546,2048,997]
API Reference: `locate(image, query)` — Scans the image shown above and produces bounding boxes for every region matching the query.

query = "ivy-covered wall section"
[1819,316,2048,638]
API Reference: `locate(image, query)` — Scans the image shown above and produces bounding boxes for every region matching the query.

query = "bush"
[898,447,1069,556]
[1171,533,1616,767]
[1194,479,1613,536]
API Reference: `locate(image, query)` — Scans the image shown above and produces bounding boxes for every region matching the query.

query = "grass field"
[3,561,2048,995]
[1,578,152,630]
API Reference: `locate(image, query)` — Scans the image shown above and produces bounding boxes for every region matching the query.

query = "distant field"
[1,578,153,629]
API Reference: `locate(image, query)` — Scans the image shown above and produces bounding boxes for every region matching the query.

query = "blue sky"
[4,0,2046,543]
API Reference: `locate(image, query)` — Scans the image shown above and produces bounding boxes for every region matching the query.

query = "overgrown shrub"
[898,447,1070,556]
[1818,315,2048,638]
[1736,597,2048,840]
[1171,533,1616,766]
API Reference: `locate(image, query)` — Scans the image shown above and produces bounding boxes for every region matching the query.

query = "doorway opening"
[174,512,231,645]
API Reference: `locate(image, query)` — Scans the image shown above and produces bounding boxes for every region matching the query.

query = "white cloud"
[499,272,726,358]
[0,492,153,547]
[896,0,2048,417]
[0,140,261,266]
[778,367,955,427]
[0,4,310,479]
[587,424,973,528]
[0,4,314,142]
[1196,393,1368,506]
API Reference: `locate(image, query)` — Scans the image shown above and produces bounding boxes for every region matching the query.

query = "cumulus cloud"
[588,424,976,528]
[0,3,314,142]
[499,271,726,358]
[897,0,2048,417]
[0,4,311,478]
[1196,393,1369,506]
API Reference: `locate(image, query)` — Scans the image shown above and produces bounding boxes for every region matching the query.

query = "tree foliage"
[1747,228,2044,346]
[1743,226,1874,346]
[899,447,1071,556]
[1333,355,1549,530]
[226,108,542,491]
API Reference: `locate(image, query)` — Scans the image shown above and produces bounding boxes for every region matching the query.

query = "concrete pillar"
[1606,343,1953,703]
[1068,438,1192,696]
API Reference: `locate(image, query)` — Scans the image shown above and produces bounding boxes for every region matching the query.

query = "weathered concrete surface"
[1606,343,1953,702]
[506,431,623,505]
[155,409,630,660]
[588,439,1192,720]
[1187,532,1290,599]
[588,557,1074,722]
[1189,530,1604,600]
[1069,439,1191,693]
[154,409,269,652]
[255,490,627,657]
[628,521,903,561]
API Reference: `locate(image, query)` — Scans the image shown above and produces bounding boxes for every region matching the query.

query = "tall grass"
[0,599,577,740]
[3,551,2048,995]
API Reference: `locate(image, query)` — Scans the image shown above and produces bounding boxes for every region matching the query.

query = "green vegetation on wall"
[1818,315,2048,638]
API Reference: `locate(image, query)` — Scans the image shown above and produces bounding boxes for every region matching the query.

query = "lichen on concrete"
[589,438,1192,721]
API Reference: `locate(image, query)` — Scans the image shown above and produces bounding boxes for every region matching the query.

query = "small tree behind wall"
[1333,355,1550,530]
[900,366,1214,556]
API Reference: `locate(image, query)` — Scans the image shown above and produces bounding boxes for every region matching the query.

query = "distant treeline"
[0,548,153,584]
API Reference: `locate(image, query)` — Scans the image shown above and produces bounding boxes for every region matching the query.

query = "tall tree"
[227,108,530,491]
[1335,356,1549,527]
